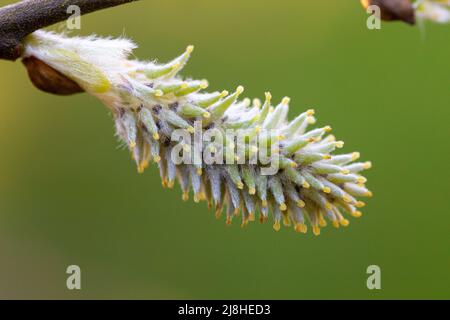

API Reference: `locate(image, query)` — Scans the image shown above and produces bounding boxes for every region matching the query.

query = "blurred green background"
[0,0,449,299]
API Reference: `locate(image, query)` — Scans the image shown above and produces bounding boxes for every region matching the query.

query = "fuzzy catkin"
[415,0,450,23]
[23,31,372,235]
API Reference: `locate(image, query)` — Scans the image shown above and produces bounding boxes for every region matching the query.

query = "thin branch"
[361,0,415,25]
[0,0,139,61]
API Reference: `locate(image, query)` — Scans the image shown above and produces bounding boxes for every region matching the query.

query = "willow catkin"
[23,31,372,235]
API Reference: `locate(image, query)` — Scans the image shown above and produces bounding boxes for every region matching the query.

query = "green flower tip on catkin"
[22,31,373,235]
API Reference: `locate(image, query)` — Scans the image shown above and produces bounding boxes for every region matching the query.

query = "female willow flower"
[22,31,372,235]
[414,0,450,23]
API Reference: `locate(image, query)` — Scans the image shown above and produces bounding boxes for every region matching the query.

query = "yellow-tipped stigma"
[249,187,256,195]
[336,141,344,148]
[203,112,211,118]
[236,85,244,95]
[357,176,367,184]
[153,155,161,163]
[302,181,310,189]
[352,152,360,161]
[298,223,307,233]
[265,91,272,101]
[296,200,306,208]
[340,219,350,227]
[283,215,291,227]
[196,168,203,176]
[281,97,290,105]
[351,211,363,218]
[324,125,332,132]
[262,200,268,207]
[279,203,287,211]
[152,133,160,140]
[355,201,366,208]
[187,126,195,134]
[364,161,372,169]
[332,220,340,228]
[186,45,194,54]
[323,186,331,194]
[182,192,189,201]
[273,221,281,232]
[343,194,352,203]
[306,109,315,116]
[312,225,321,236]
[236,182,244,190]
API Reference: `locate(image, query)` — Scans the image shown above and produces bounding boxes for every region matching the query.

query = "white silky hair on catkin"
[23,31,137,92]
